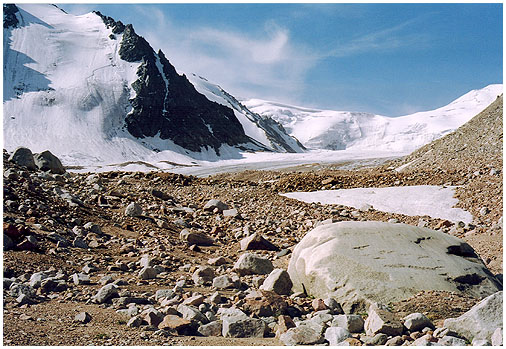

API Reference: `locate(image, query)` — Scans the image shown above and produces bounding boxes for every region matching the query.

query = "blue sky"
[61,3,503,116]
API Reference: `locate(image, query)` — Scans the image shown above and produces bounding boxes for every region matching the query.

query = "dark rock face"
[3,4,19,28]
[95,14,256,154]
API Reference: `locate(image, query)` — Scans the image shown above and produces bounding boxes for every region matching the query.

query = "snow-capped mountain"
[243,84,503,153]
[3,4,301,167]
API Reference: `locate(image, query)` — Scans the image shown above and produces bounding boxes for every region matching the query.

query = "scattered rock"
[92,284,119,304]
[192,266,215,285]
[364,332,388,345]
[8,147,36,170]
[222,316,266,338]
[331,315,364,333]
[180,229,214,246]
[198,320,223,337]
[159,315,194,335]
[234,253,274,276]
[491,328,503,346]
[438,335,467,346]
[364,303,404,337]
[203,199,228,213]
[74,312,92,324]
[403,312,434,332]
[324,326,351,345]
[279,325,325,345]
[444,291,503,342]
[212,275,240,289]
[259,268,292,295]
[124,202,143,217]
[138,267,158,280]
[33,150,65,174]
[239,233,279,251]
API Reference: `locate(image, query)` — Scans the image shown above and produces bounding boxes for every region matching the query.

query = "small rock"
[491,328,502,346]
[324,326,351,345]
[403,312,434,332]
[180,229,214,246]
[73,237,88,249]
[8,147,36,170]
[279,325,325,345]
[324,298,344,315]
[223,208,242,219]
[127,316,143,328]
[212,275,240,289]
[233,253,274,276]
[203,199,228,213]
[192,266,215,285]
[259,268,292,295]
[138,267,158,280]
[331,315,364,333]
[364,333,388,345]
[208,256,230,266]
[275,315,296,337]
[74,311,92,324]
[93,284,119,304]
[177,304,208,324]
[312,298,327,311]
[385,335,404,346]
[479,207,490,216]
[198,320,223,337]
[33,150,65,174]
[155,289,175,302]
[124,202,143,217]
[222,316,266,338]
[364,303,403,336]
[143,309,163,327]
[47,232,70,247]
[240,233,279,251]
[438,335,467,346]
[159,315,194,335]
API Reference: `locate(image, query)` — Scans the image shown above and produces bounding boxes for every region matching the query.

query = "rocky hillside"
[394,95,503,172]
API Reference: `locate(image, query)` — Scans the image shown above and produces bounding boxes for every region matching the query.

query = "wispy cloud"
[327,17,430,58]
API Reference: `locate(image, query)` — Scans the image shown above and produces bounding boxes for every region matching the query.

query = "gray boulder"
[234,253,274,276]
[491,328,502,346]
[331,315,364,333]
[222,316,266,338]
[177,304,209,324]
[444,291,503,342]
[438,335,467,346]
[203,199,228,213]
[199,320,223,336]
[180,229,214,246]
[125,202,143,217]
[324,326,351,345]
[8,147,36,170]
[364,303,403,337]
[192,266,215,285]
[240,233,279,251]
[279,324,325,345]
[403,312,434,332]
[93,284,119,303]
[212,275,240,289]
[288,221,501,312]
[259,268,293,295]
[33,150,65,174]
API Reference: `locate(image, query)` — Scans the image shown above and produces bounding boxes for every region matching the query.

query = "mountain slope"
[244,84,503,153]
[3,4,300,167]
[395,94,503,172]
[188,74,305,153]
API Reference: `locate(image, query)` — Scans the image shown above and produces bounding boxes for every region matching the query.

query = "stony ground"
[3,95,503,347]
[3,147,502,345]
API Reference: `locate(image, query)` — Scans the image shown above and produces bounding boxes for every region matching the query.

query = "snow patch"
[281,185,473,224]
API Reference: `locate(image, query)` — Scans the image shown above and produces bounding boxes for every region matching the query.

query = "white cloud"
[138,13,318,104]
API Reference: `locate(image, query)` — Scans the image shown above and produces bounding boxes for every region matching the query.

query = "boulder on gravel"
[124,202,143,217]
[279,324,325,345]
[288,221,501,312]
[331,315,364,333]
[444,291,503,342]
[203,199,228,213]
[8,147,36,170]
[403,312,434,332]
[180,229,214,246]
[222,316,266,338]
[239,233,279,251]
[324,326,351,345]
[259,268,292,295]
[233,253,274,276]
[33,150,65,174]
[364,303,404,337]
[93,284,119,304]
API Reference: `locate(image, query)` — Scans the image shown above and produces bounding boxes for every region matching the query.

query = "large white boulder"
[288,221,501,312]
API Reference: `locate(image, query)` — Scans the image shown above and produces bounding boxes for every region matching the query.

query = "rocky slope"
[3,144,502,346]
